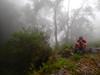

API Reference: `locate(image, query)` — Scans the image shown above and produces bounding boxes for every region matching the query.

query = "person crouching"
[74,36,87,53]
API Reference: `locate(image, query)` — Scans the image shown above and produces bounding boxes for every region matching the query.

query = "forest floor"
[32,49,100,75]
[53,53,100,75]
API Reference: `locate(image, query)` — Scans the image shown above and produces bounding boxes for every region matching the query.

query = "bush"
[58,43,73,58]
[58,49,72,58]
[71,53,82,61]
[0,30,51,75]
[38,57,76,75]
[60,43,73,50]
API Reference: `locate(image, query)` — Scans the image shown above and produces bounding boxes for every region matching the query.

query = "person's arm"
[83,39,87,48]
[83,39,87,43]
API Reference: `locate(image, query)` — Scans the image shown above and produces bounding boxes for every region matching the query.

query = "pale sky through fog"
[0,0,100,45]
[63,0,100,39]
[11,0,100,38]
[5,0,100,32]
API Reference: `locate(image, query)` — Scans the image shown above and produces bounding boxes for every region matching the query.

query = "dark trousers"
[75,48,85,54]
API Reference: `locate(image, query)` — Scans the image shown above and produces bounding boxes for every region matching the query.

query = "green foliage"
[59,49,72,58]
[0,30,51,75]
[60,43,73,50]
[28,50,100,75]
[71,53,82,61]
[58,43,73,58]
[38,57,76,74]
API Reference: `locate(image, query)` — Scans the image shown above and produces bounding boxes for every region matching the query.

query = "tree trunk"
[66,0,71,42]
[54,7,58,48]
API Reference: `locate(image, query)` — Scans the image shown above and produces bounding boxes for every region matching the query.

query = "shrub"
[60,43,73,50]
[0,30,51,75]
[71,53,82,61]
[58,49,73,58]
[39,57,76,74]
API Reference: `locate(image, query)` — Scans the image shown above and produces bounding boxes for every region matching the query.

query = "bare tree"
[53,0,63,48]
[64,0,94,41]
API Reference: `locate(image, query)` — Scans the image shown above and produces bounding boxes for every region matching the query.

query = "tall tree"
[53,0,59,48]
[64,0,94,41]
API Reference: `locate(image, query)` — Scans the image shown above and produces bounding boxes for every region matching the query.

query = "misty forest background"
[0,0,100,75]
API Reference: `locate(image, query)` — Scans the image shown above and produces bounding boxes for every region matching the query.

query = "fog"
[0,0,100,45]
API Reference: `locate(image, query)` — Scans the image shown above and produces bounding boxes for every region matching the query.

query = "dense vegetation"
[1,0,100,75]
[0,30,51,75]
[0,30,100,75]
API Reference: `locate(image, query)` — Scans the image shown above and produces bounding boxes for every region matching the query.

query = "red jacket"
[75,39,87,49]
